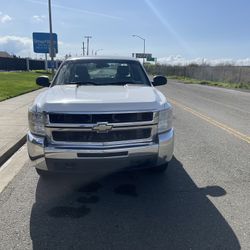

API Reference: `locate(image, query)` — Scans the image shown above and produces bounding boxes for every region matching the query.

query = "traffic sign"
[147,57,155,62]
[135,53,152,59]
[32,32,58,54]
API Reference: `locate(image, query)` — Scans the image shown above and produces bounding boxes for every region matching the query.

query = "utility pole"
[82,41,85,56]
[84,36,92,56]
[48,0,54,75]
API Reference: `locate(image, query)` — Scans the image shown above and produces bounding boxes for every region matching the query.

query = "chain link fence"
[145,64,250,84]
[0,57,62,71]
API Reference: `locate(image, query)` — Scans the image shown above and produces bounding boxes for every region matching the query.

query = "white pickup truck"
[27,57,174,176]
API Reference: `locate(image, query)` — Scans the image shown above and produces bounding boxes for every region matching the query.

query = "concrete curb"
[0,135,27,167]
[0,87,42,102]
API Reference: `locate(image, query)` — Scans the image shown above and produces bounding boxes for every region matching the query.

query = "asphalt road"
[0,80,250,250]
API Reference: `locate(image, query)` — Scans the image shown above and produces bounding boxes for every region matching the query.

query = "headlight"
[28,108,45,136]
[158,108,173,133]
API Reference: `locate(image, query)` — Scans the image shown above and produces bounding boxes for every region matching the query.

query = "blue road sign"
[32,32,58,54]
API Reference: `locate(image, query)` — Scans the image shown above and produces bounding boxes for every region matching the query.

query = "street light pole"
[48,0,54,75]
[84,36,92,56]
[95,49,103,56]
[132,35,146,64]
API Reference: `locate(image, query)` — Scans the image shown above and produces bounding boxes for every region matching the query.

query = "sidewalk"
[0,89,44,166]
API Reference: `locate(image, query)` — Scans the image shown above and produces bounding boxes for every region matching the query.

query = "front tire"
[36,168,51,178]
[151,163,168,173]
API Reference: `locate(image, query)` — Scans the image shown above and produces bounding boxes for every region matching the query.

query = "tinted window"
[53,60,150,86]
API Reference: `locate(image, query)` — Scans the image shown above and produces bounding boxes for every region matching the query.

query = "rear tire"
[151,163,168,173]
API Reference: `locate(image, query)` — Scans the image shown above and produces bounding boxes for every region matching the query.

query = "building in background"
[0,51,12,58]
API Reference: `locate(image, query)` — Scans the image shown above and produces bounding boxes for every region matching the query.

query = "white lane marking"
[192,94,250,115]
[169,81,250,114]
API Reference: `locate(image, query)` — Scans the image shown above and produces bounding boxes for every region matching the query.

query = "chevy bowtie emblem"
[92,122,113,133]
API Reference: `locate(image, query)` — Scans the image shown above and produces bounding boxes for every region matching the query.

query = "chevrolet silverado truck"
[27,57,174,176]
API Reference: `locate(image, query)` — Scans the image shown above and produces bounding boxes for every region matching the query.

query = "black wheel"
[35,168,51,178]
[151,163,168,173]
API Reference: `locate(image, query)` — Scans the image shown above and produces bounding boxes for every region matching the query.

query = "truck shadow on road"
[30,156,240,249]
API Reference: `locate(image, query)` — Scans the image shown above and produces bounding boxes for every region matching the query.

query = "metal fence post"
[45,53,48,71]
[26,58,30,71]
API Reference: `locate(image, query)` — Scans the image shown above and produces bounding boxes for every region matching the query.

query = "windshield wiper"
[63,81,99,85]
[62,81,145,86]
[101,81,145,85]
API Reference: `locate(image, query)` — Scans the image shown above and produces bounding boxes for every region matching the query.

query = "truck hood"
[34,85,169,113]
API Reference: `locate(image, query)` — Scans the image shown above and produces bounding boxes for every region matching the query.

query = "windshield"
[53,59,151,86]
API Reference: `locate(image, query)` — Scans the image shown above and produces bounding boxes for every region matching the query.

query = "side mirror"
[36,76,50,87]
[152,75,167,86]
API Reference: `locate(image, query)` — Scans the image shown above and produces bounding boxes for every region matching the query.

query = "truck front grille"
[52,128,152,143]
[49,112,153,124]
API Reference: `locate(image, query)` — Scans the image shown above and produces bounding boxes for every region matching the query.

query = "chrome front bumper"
[27,129,174,173]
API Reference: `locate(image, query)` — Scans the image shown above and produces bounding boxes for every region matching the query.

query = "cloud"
[0,36,32,56]
[0,35,66,58]
[32,15,46,22]
[158,55,250,66]
[0,13,12,23]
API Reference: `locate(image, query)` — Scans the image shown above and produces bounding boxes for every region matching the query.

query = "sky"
[1,0,250,65]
